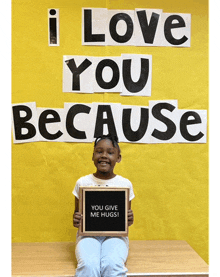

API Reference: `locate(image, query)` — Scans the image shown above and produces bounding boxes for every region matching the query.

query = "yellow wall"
[12,0,208,263]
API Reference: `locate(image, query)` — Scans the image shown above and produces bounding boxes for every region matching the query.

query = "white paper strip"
[81,8,191,47]
[11,102,207,144]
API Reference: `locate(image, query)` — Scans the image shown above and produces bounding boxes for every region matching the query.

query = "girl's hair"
[94,134,121,154]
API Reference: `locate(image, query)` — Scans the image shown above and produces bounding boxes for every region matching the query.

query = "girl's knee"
[76,257,100,277]
[101,256,127,277]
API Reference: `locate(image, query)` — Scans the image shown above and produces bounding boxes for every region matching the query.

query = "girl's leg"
[100,237,129,277]
[75,236,102,277]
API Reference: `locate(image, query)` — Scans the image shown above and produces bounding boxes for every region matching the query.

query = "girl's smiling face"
[92,138,121,179]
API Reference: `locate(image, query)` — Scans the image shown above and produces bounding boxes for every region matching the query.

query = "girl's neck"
[93,171,116,180]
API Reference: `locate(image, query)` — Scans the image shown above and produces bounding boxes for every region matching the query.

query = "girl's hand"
[73,211,82,228]
[128,209,134,226]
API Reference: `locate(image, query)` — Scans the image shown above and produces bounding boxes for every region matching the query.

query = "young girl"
[73,134,135,277]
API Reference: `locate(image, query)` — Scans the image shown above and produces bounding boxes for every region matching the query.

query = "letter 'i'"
[48,9,60,46]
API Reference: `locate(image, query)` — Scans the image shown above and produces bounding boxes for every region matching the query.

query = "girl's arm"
[128,201,134,227]
[73,197,82,228]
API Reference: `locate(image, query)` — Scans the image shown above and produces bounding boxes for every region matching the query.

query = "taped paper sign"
[82,8,191,47]
[63,54,152,95]
[12,101,207,144]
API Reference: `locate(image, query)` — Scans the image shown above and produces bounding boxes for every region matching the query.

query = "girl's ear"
[117,154,122,163]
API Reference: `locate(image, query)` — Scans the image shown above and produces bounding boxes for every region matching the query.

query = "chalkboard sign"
[79,187,129,236]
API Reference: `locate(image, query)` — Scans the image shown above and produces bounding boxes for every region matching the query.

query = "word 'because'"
[11,100,207,144]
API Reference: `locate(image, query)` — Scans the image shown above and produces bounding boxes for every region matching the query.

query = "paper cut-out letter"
[94,105,117,138]
[180,111,204,141]
[12,105,36,140]
[136,10,160,44]
[151,103,177,140]
[123,58,149,93]
[164,15,188,45]
[39,110,63,140]
[66,104,91,139]
[96,59,120,89]
[122,108,149,141]
[84,9,105,42]
[109,13,134,43]
[65,58,92,90]
[48,9,59,46]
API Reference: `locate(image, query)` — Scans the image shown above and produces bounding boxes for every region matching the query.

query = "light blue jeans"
[75,236,129,277]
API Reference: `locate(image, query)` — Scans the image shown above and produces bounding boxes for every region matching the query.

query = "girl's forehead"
[94,138,120,155]
[95,138,114,148]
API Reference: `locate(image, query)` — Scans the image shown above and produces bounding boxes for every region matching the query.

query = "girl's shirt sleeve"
[72,179,80,199]
[127,179,135,201]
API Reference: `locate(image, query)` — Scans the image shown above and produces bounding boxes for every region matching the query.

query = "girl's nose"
[101,151,107,157]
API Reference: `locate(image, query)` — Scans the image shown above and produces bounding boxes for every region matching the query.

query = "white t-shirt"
[72,174,135,201]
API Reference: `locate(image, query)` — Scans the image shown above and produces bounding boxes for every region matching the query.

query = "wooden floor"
[12,240,208,277]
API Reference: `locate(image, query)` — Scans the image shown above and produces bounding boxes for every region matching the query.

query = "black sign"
[79,187,129,236]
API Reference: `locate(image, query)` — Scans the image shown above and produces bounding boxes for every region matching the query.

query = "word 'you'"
[63,54,152,96]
